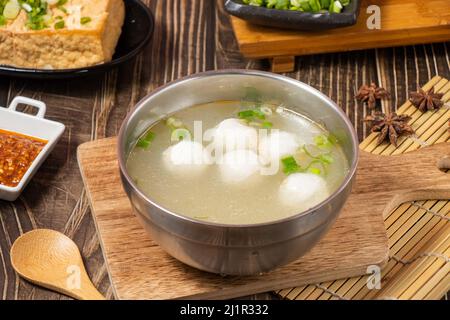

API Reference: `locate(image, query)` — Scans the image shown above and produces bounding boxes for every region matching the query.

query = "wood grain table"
[0,0,449,300]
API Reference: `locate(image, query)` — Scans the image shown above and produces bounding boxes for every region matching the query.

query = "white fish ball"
[163,141,211,170]
[259,131,301,165]
[213,119,258,154]
[219,149,261,183]
[279,173,329,206]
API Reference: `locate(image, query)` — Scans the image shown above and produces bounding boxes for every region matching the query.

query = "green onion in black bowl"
[225,0,361,31]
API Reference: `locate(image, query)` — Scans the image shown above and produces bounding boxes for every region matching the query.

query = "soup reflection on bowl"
[118,70,359,276]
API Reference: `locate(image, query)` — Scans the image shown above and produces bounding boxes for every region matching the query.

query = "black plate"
[0,0,154,79]
[225,0,361,31]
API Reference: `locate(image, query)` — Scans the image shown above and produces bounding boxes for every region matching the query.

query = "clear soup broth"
[126,101,350,224]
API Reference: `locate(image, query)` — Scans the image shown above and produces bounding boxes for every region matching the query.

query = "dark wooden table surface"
[0,0,449,300]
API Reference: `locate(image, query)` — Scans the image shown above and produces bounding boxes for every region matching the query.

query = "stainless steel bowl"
[118,70,359,276]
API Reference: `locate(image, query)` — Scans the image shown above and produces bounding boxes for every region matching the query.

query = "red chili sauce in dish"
[0,129,47,188]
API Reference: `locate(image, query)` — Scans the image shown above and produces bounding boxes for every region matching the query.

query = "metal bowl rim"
[118,69,359,229]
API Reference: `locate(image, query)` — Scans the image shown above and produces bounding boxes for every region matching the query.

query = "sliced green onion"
[329,0,343,13]
[262,121,273,129]
[266,0,277,9]
[319,153,334,164]
[54,20,65,29]
[309,167,322,175]
[309,0,321,11]
[80,16,91,24]
[314,134,337,149]
[320,0,331,8]
[294,145,334,176]
[253,108,266,120]
[275,0,290,10]
[21,3,32,12]
[238,110,257,120]
[282,148,333,176]
[305,159,327,175]
[238,107,272,129]
[259,106,273,116]
[3,1,21,20]
[303,146,334,163]
[238,109,266,120]
[281,156,301,175]
[314,134,327,147]
[171,128,191,142]
[301,145,316,158]
[165,117,193,142]
[136,131,156,149]
[58,6,67,14]
[166,117,184,130]
[299,0,312,11]
[243,0,350,12]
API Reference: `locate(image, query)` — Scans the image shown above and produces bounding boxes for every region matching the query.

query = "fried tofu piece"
[0,0,125,69]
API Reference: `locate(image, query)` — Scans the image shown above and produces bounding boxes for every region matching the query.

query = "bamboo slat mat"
[277,76,450,300]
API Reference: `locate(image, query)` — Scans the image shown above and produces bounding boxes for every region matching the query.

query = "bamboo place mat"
[277,76,450,300]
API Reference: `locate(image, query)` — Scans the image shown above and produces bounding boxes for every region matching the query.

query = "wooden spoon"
[10,229,105,300]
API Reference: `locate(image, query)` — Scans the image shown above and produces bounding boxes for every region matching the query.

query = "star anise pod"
[409,87,444,112]
[365,112,415,147]
[356,83,390,109]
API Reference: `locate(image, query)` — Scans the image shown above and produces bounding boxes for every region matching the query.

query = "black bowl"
[0,0,154,79]
[225,0,361,31]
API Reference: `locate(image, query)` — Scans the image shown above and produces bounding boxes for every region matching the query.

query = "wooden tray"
[278,76,450,300]
[77,93,449,300]
[230,0,450,72]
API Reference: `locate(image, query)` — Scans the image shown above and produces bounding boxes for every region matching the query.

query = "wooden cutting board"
[230,0,450,72]
[77,137,449,299]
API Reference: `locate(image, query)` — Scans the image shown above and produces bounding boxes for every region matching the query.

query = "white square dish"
[0,97,65,201]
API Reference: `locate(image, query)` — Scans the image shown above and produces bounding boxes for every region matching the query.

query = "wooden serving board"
[230,0,450,72]
[77,138,449,299]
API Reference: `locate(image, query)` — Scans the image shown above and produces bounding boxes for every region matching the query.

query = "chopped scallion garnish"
[165,117,192,142]
[262,121,273,129]
[309,167,322,175]
[171,128,191,142]
[281,144,335,176]
[241,0,351,13]
[136,131,156,149]
[259,106,273,116]
[314,133,337,149]
[80,16,91,24]
[281,156,301,175]
[54,20,64,29]
[238,109,257,120]
[253,108,266,120]
[166,117,184,130]
[319,153,334,164]
[238,107,273,129]
[238,108,267,121]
